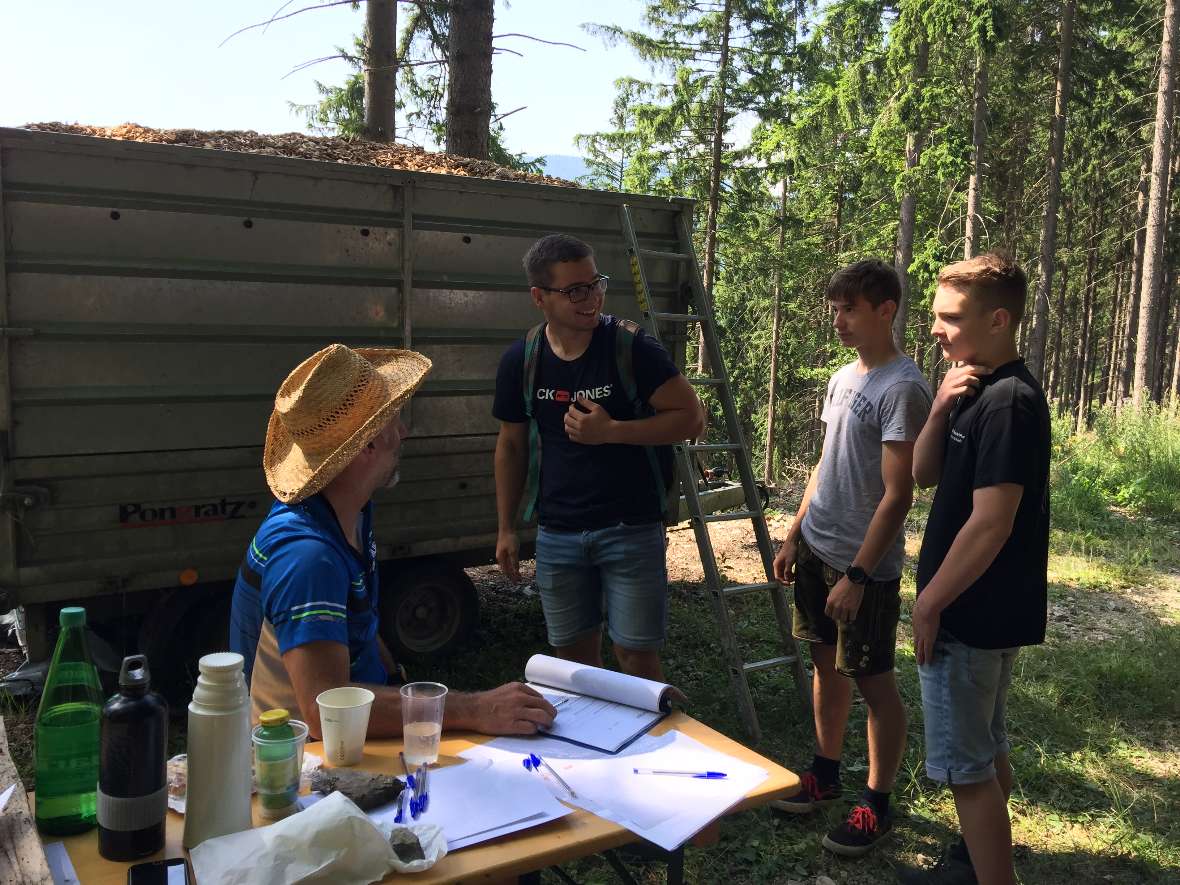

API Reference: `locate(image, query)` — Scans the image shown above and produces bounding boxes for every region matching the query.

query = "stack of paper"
[303,758,572,852]
[463,729,768,851]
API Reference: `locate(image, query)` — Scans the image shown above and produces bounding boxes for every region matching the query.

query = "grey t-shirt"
[800,355,932,580]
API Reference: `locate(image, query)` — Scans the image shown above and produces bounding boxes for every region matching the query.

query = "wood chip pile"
[23,123,576,187]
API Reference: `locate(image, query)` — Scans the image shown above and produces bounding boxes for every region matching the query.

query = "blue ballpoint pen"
[633,768,728,779]
[523,753,577,798]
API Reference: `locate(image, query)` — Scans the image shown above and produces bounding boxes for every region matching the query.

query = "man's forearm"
[848,491,912,575]
[494,440,526,533]
[918,513,1013,613]
[605,407,704,446]
[913,406,949,488]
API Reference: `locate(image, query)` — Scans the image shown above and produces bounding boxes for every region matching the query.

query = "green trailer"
[0,126,743,690]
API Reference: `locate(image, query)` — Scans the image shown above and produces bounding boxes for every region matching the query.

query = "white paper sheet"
[0,783,15,814]
[301,756,572,852]
[465,730,768,851]
[525,654,669,711]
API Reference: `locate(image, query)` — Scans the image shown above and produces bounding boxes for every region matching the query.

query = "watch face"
[847,566,868,584]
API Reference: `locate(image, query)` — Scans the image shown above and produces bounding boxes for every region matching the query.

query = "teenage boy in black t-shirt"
[900,253,1050,885]
[492,234,705,681]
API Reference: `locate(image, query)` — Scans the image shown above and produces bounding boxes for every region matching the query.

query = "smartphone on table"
[127,858,189,885]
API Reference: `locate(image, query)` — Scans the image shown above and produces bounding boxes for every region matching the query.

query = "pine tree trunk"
[697,0,733,375]
[1153,271,1174,401]
[964,51,989,259]
[1134,0,1180,403]
[764,179,789,486]
[444,0,495,159]
[1171,296,1180,402]
[1121,159,1152,402]
[363,0,397,141]
[1048,202,1075,403]
[1028,0,1076,382]
[1073,204,1099,431]
[1101,256,1127,408]
[893,38,930,351]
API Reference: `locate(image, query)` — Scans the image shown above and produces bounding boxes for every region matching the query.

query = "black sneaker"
[821,803,892,857]
[770,770,842,814]
[896,843,978,884]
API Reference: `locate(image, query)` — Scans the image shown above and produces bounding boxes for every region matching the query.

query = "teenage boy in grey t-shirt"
[771,260,931,858]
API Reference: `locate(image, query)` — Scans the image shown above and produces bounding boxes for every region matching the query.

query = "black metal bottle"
[98,654,169,860]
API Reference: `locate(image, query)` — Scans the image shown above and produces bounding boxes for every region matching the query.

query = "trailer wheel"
[379,562,479,663]
[138,585,232,709]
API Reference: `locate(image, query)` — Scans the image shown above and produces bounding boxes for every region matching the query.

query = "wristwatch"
[845,565,869,585]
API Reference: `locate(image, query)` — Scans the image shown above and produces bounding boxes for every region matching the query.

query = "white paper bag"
[190,791,397,885]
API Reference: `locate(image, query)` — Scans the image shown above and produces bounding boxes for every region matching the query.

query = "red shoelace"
[847,805,879,834]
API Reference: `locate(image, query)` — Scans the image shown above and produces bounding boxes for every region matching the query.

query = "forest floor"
[2,486,1177,884]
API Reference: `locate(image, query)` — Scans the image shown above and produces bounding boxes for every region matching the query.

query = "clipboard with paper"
[524,654,678,754]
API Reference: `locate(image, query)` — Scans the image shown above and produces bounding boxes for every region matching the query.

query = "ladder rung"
[640,248,691,262]
[686,443,743,452]
[742,655,797,674]
[720,581,779,598]
[688,377,725,386]
[701,510,758,523]
[652,311,702,322]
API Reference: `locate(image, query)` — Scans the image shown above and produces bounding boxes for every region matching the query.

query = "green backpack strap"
[614,319,678,523]
[519,322,546,524]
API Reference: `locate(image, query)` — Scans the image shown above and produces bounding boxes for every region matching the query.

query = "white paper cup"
[316,686,375,766]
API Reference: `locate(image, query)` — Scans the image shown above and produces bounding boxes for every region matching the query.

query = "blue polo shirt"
[229,493,386,696]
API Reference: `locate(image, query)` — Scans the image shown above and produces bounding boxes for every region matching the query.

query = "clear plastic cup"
[251,718,309,820]
[316,687,375,766]
[400,682,447,766]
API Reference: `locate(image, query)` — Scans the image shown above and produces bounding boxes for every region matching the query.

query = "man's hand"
[911,594,942,666]
[934,363,991,413]
[564,400,616,444]
[773,539,798,584]
[496,530,521,582]
[824,576,864,624]
[470,682,558,735]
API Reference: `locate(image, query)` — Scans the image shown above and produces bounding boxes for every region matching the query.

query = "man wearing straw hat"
[230,343,558,740]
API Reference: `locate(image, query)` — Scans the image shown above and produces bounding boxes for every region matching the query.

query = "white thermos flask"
[182,652,253,848]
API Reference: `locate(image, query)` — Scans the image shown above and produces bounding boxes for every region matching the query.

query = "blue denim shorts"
[919,630,1019,785]
[534,522,668,651]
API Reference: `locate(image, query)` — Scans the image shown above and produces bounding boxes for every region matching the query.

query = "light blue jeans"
[919,629,1019,785]
[534,522,668,651]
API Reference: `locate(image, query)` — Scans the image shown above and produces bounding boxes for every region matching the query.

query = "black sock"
[949,836,973,866]
[811,754,841,787]
[862,787,890,817]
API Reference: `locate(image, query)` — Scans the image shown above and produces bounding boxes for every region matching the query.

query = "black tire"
[378,561,479,663]
[138,585,232,710]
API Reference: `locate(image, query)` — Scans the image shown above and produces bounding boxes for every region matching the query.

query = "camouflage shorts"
[792,537,901,678]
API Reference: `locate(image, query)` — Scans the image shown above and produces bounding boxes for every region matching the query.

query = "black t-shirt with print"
[916,359,1051,649]
[493,314,679,531]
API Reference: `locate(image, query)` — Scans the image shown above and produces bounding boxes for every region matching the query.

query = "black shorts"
[792,537,901,678]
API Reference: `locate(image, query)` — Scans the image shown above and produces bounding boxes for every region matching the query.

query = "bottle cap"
[197,652,245,674]
[259,708,290,727]
[118,654,152,690]
[59,606,86,627]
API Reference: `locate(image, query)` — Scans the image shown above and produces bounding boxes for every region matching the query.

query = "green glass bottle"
[35,607,103,835]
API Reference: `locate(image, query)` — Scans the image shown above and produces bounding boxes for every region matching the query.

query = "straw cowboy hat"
[264,344,432,504]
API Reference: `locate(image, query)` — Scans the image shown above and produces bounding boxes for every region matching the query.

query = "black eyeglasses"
[538,274,610,303]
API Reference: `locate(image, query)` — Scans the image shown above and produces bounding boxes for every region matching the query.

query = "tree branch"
[492,33,586,51]
[491,105,527,124]
[223,0,431,47]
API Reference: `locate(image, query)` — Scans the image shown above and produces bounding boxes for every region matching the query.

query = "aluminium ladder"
[619,204,810,742]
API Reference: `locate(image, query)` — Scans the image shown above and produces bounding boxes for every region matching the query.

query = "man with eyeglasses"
[492,234,705,680]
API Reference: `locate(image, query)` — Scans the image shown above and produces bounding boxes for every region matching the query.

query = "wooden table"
[44,713,798,884]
